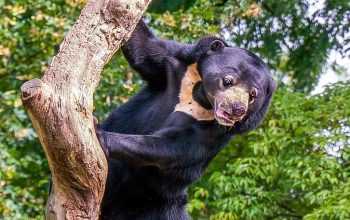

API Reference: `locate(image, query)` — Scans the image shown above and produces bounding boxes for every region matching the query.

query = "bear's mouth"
[213,87,249,127]
[214,102,246,126]
[214,108,239,126]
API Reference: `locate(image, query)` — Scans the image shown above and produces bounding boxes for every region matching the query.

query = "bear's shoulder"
[174,64,214,121]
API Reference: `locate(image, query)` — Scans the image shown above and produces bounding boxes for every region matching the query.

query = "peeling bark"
[20,0,150,219]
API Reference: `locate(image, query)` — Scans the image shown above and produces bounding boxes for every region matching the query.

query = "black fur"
[98,20,276,220]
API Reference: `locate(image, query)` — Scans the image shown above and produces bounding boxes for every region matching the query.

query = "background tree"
[0,0,349,219]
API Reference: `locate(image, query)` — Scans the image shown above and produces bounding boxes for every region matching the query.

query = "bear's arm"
[122,20,194,87]
[97,127,205,169]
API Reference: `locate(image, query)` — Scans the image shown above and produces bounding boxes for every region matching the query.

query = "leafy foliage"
[189,84,350,219]
[149,0,197,13]
[0,0,349,219]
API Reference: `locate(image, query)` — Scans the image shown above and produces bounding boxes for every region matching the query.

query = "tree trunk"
[20,0,150,219]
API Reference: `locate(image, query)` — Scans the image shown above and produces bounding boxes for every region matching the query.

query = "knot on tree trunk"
[21,79,45,101]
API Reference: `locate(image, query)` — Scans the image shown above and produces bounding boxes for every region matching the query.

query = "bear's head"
[196,38,276,132]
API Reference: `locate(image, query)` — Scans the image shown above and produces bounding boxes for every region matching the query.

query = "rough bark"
[20,0,150,219]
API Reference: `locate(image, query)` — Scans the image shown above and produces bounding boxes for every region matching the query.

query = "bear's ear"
[266,78,277,96]
[210,40,225,52]
[190,37,227,62]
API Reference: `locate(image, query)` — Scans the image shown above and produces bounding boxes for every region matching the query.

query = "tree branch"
[20,0,151,219]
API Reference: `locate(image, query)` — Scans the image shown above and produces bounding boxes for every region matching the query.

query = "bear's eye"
[222,75,236,88]
[249,87,258,104]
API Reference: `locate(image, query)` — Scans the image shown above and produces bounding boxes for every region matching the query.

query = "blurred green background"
[0,0,349,219]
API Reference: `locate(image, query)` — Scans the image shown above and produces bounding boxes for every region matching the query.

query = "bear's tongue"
[214,109,236,125]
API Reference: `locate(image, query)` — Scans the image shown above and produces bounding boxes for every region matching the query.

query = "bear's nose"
[232,102,246,117]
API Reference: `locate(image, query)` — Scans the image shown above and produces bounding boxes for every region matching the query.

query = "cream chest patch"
[174,64,214,121]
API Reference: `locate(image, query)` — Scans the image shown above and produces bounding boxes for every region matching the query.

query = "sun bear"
[96,20,276,220]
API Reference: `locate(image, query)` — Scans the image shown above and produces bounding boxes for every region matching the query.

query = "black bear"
[97,20,276,220]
